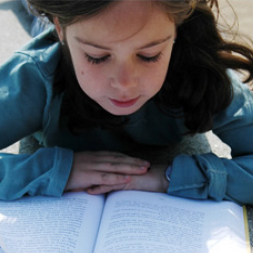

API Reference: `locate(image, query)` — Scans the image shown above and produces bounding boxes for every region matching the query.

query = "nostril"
[110,76,138,90]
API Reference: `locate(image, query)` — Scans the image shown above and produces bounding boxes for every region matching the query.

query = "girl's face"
[55,0,176,116]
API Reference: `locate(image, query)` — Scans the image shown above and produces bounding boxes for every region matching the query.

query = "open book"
[0,190,250,253]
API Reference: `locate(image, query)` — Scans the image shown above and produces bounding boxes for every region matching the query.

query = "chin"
[106,105,143,116]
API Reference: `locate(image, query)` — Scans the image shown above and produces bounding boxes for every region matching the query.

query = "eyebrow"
[139,36,172,49]
[74,35,172,50]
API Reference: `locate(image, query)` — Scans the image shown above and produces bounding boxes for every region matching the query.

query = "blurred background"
[1,0,252,64]
[0,0,252,154]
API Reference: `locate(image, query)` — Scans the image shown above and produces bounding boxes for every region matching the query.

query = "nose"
[110,61,137,90]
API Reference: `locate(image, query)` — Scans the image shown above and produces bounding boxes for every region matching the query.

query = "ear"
[53,17,64,42]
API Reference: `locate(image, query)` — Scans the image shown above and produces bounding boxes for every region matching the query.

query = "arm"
[0,148,73,200]
[85,71,253,205]
[0,51,150,200]
[0,51,73,200]
[168,71,253,205]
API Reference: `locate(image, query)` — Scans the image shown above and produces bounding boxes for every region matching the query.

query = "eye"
[137,52,162,63]
[84,53,110,65]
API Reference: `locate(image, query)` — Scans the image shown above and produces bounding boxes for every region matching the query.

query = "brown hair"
[27,0,253,134]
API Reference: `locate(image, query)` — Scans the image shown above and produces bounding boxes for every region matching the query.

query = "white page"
[0,192,104,253]
[94,191,248,253]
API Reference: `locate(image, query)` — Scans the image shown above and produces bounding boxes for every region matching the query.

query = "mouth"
[109,96,140,108]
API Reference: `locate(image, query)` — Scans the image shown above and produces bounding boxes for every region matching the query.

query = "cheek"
[67,46,105,98]
[146,62,169,93]
[73,61,103,95]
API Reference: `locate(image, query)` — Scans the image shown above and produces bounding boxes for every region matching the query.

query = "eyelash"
[84,52,162,65]
[137,52,162,63]
[84,54,109,65]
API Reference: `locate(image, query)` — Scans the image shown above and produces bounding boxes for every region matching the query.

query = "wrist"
[162,164,172,192]
[164,165,173,182]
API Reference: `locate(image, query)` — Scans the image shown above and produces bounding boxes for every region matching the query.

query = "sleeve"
[0,52,46,147]
[0,52,73,200]
[168,71,253,205]
[0,147,73,200]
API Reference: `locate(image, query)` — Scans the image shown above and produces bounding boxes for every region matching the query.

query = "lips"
[110,96,140,108]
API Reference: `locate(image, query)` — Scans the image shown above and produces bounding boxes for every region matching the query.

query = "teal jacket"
[1,29,253,204]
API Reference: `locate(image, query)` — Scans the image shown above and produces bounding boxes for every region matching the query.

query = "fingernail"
[140,166,147,170]
[142,161,150,167]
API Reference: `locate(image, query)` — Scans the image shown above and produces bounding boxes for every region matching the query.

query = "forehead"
[67,0,173,44]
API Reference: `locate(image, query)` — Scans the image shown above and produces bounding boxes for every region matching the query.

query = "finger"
[87,171,132,186]
[92,161,148,174]
[87,183,127,195]
[84,152,150,167]
[66,171,131,192]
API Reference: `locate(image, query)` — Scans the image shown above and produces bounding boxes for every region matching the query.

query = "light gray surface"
[0,0,31,64]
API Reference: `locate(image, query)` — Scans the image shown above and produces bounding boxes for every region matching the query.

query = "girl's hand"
[65,151,150,192]
[87,164,170,195]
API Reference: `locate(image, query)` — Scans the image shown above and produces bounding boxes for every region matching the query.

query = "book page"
[94,191,249,253]
[0,192,104,253]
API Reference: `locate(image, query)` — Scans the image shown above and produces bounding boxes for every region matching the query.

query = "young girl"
[1,0,253,205]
